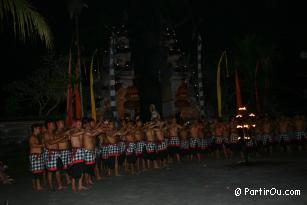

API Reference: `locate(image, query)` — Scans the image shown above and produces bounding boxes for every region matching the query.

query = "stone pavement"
[1,153,307,205]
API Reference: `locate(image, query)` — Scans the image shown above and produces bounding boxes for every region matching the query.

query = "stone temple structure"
[94,25,140,121]
[160,27,200,120]
[94,26,202,121]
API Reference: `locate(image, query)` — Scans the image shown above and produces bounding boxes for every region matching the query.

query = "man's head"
[88,118,96,128]
[136,120,142,127]
[56,120,65,129]
[31,124,41,135]
[108,121,114,129]
[45,120,56,131]
[171,118,177,124]
[72,119,82,129]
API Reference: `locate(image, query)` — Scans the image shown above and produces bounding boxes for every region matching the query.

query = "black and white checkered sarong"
[295,131,306,141]
[180,139,189,150]
[118,141,126,154]
[29,153,45,173]
[136,141,146,156]
[100,144,109,159]
[125,142,136,155]
[156,141,167,152]
[199,138,208,150]
[58,149,71,169]
[169,136,180,147]
[146,141,156,153]
[108,144,120,157]
[69,148,84,165]
[45,149,59,171]
[84,149,96,165]
[189,138,199,149]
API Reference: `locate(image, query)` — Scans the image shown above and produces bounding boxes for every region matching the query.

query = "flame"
[249,113,255,117]
[238,107,246,111]
[236,125,243,128]
[236,114,242,118]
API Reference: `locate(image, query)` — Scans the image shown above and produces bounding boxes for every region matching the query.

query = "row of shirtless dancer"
[29,114,306,192]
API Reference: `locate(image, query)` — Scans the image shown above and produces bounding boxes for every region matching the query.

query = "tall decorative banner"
[90,49,98,121]
[197,34,205,116]
[216,50,227,117]
[235,69,242,111]
[75,83,82,119]
[109,32,117,120]
[66,49,73,126]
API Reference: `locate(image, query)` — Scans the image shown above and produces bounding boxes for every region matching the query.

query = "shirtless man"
[190,121,200,162]
[213,118,228,159]
[179,123,190,160]
[134,120,146,172]
[29,124,44,191]
[40,124,47,186]
[67,119,87,192]
[82,118,100,186]
[105,121,121,176]
[89,119,103,181]
[277,116,291,152]
[262,117,273,155]
[125,129,137,174]
[155,122,168,167]
[117,120,127,172]
[55,120,71,186]
[293,115,306,151]
[144,121,159,169]
[43,120,63,191]
[168,118,182,163]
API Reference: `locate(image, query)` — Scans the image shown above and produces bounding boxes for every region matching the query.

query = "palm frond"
[0,0,53,49]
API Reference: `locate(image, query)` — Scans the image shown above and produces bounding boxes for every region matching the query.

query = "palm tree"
[0,0,52,49]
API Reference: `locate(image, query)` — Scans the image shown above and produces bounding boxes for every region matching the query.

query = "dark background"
[1,0,307,120]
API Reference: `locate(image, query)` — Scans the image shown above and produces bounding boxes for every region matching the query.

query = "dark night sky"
[1,0,307,119]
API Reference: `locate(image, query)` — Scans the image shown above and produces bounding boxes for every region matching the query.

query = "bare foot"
[57,186,64,191]
[78,186,89,191]
[96,176,103,181]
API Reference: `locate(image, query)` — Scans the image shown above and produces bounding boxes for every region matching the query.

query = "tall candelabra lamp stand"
[235,107,256,164]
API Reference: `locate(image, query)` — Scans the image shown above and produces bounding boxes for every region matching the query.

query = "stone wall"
[0,121,43,144]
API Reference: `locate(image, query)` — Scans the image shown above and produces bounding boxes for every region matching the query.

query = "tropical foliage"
[4,54,69,117]
[0,0,52,48]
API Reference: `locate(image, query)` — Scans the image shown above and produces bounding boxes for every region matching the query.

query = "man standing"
[55,120,71,186]
[67,119,87,192]
[168,118,182,163]
[29,124,44,191]
[213,118,228,159]
[43,120,62,191]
